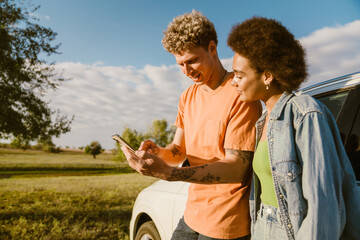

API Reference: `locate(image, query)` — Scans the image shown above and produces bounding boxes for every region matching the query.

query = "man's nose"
[183,64,192,76]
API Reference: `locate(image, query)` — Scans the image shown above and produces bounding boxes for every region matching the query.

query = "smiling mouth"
[192,73,201,81]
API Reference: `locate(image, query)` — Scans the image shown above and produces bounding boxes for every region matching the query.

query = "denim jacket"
[249,92,360,240]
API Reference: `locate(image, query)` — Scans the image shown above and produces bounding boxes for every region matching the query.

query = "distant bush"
[10,136,30,151]
[36,140,61,153]
[85,141,103,159]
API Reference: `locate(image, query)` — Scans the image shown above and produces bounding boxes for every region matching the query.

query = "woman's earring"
[265,83,270,90]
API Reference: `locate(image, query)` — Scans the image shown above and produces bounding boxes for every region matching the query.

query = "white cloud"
[300,20,360,87]
[48,62,192,149]
[48,20,360,149]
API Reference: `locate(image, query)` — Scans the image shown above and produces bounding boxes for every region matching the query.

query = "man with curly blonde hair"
[122,10,261,240]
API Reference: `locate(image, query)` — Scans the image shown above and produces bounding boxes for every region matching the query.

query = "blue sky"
[35,0,360,67]
[20,0,360,149]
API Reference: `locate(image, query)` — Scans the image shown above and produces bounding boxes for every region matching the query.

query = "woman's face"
[231,53,266,102]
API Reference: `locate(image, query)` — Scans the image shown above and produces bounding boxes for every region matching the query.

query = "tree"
[0,0,73,144]
[145,119,176,147]
[85,141,103,159]
[10,135,30,150]
[114,119,176,161]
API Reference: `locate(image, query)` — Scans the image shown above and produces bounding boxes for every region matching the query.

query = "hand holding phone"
[139,140,160,154]
[112,134,136,154]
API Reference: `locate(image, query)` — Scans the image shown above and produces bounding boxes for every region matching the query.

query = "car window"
[345,108,360,181]
[316,91,349,119]
[315,89,360,182]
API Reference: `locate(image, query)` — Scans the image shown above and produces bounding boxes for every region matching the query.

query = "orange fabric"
[175,73,262,239]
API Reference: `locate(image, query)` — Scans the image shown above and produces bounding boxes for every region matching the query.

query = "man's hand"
[139,140,160,154]
[122,146,173,180]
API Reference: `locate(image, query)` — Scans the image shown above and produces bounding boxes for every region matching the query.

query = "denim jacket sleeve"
[294,107,347,239]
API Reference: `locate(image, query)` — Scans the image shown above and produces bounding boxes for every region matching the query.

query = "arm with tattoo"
[165,149,253,184]
[158,128,186,165]
[157,143,186,165]
[124,140,253,184]
[225,149,253,164]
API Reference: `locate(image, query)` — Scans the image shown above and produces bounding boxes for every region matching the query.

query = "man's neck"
[201,66,227,91]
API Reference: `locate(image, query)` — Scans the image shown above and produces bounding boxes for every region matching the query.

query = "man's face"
[174,45,216,87]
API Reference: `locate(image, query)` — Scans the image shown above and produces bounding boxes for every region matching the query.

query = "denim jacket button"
[272,166,276,171]
[279,194,284,199]
[287,172,293,177]
[288,223,292,229]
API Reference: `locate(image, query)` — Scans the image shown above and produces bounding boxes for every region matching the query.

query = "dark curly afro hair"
[227,17,308,92]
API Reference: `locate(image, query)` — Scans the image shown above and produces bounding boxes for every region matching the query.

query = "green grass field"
[0,148,157,239]
[0,148,133,178]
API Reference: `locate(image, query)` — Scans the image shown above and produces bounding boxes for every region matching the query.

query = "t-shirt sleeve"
[175,90,186,129]
[224,100,262,151]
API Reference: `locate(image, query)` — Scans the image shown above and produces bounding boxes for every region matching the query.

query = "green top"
[252,141,278,207]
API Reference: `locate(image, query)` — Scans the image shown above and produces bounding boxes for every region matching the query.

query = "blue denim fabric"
[252,203,287,240]
[249,92,360,240]
[171,217,250,240]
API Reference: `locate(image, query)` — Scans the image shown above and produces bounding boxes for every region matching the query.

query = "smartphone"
[112,134,136,153]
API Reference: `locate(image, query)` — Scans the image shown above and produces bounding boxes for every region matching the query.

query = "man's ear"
[208,40,217,55]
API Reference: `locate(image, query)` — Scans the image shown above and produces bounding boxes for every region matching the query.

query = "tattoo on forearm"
[167,164,223,183]
[167,164,208,181]
[200,173,221,183]
[170,145,182,157]
[225,149,254,164]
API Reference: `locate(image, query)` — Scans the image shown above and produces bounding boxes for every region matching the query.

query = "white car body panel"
[130,180,189,240]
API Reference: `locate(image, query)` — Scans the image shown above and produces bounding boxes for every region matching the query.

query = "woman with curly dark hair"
[228,17,360,240]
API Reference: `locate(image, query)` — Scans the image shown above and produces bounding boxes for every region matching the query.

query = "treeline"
[0,119,175,161]
[0,138,62,153]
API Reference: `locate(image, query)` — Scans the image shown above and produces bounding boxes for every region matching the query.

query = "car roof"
[297,71,360,96]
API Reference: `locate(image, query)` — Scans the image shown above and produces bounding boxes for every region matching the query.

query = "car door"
[314,84,360,185]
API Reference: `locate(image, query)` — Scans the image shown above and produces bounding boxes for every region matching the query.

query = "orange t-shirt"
[175,73,262,239]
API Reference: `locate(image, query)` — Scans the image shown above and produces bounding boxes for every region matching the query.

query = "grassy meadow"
[0,148,157,239]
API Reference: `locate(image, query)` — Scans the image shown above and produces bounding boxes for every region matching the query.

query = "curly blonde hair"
[162,10,218,54]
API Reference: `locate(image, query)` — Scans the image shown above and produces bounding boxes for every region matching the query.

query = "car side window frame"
[334,85,360,145]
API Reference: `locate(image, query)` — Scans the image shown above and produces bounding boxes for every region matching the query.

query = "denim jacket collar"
[255,92,293,140]
[268,92,293,120]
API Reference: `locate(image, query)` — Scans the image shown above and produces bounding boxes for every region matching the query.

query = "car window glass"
[346,108,360,181]
[316,91,349,118]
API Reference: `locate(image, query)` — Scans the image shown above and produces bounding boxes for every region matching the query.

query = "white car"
[129,72,360,240]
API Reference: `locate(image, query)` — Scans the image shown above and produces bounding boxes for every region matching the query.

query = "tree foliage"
[114,127,145,162]
[10,135,30,150]
[114,119,176,161]
[145,118,176,147]
[85,141,103,159]
[0,0,73,144]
